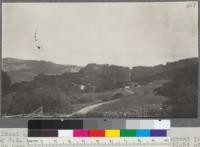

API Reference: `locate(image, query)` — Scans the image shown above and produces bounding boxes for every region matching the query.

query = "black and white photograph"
[1,2,198,118]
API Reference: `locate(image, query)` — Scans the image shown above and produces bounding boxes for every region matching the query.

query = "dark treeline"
[154,63,198,117]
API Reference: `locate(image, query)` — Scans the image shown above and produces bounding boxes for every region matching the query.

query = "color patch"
[153,120,171,129]
[58,130,73,137]
[28,120,83,129]
[151,130,167,137]
[28,130,42,137]
[88,130,105,137]
[41,130,58,137]
[28,130,58,137]
[73,129,88,137]
[105,130,120,137]
[136,129,150,137]
[120,129,136,137]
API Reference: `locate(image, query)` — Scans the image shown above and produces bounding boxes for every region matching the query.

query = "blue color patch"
[136,130,150,137]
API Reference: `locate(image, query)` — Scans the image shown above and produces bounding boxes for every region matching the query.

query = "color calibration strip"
[28,120,170,130]
[28,129,167,137]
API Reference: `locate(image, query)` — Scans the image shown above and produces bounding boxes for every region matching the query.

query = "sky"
[2,2,198,67]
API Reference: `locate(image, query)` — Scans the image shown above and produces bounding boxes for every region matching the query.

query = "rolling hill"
[3,58,82,83]
[1,57,198,117]
[131,57,198,84]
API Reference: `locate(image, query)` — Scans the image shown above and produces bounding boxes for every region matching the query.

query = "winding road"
[64,99,120,117]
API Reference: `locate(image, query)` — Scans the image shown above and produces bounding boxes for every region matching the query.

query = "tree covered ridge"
[154,63,198,117]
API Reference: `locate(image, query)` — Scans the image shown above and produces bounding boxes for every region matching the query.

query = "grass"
[71,88,132,111]
[85,80,170,117]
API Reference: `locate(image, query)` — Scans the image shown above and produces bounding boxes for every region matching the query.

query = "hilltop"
[3,57,82,83]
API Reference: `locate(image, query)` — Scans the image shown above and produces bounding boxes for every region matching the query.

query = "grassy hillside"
[3,58,82,83]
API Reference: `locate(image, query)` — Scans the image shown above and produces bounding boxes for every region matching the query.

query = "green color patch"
[120,129,136,137]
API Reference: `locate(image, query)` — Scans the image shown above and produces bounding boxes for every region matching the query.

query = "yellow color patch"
[105,130,120,137]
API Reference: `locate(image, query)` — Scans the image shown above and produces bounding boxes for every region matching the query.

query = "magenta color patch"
[73,129,89,137]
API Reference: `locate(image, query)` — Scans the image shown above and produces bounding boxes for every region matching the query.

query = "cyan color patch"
[136,129,150,137]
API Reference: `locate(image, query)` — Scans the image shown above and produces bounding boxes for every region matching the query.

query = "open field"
[66,87,135,114]
[70,80,170,117]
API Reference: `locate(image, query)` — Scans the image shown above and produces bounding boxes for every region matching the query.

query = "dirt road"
[64,99,120,117]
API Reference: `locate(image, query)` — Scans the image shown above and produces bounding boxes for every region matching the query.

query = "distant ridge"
[2,57,82,83]
[2,57,198,83]
[131,57,198,83]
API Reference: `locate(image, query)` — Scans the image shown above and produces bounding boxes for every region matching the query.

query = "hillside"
[154,63,198,117]
[2,74,75,115]
[3,58,82,83]
[78,63,131,92]
[131,58,198,84]
[1,57,198,117]
[2,63,131,115]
